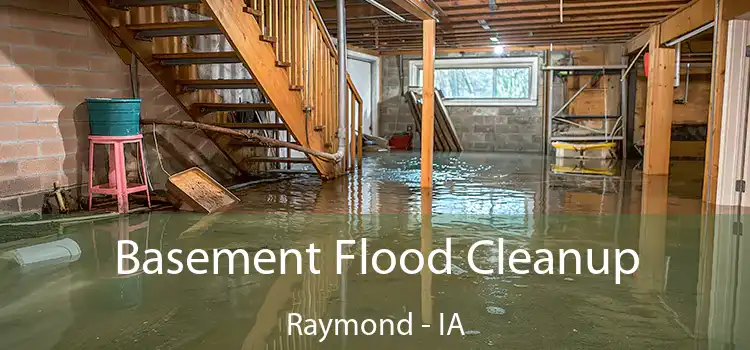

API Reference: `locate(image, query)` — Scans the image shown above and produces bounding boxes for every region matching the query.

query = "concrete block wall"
[378,51,546,153]
[0,4,239,214]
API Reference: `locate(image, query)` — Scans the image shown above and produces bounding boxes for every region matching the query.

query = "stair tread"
[212,123,286,129]
[152,51,240,65]
[127,20,217,31]
[177,79,258,89]
[153,52,237,59]
[194,103,275,112]
[111,0,201,7]
[249,157,311,163]
[128,20,222,38]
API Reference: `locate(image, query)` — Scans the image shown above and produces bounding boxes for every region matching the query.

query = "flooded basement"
[0,152,747,349]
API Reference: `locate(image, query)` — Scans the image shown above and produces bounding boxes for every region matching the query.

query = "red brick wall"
[0,4,239,213]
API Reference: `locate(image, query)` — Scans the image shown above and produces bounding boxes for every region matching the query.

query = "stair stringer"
[199,0,339,179]
[80,0,272,176]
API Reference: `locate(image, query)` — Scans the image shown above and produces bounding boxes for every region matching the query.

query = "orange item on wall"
[644,52,650,78]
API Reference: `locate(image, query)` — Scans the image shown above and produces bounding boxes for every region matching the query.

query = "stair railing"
[253,0,363,172]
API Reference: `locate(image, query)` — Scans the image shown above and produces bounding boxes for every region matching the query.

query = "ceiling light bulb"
[493,45,505,55]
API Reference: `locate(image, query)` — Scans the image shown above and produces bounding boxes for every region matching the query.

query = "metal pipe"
[665,21,714,47]
[362,0,408,22]
[621,41,648,81]
[337,0,347,159]
[684,63,691,102]
[674,42,681,87]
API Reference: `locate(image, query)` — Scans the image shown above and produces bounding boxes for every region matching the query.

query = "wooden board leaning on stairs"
[406,90,463,152]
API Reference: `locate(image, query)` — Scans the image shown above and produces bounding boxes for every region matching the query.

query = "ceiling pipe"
[674,42,681,87]
[665,22,714,47]
[362,0,409,22]
[426,0,446,16]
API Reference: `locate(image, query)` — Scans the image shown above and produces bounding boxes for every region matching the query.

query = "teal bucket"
[86,98,142,136]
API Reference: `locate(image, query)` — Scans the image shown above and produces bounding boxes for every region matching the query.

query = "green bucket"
[86,98,142,136]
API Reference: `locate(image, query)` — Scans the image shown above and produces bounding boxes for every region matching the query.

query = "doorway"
[347,50,380,137]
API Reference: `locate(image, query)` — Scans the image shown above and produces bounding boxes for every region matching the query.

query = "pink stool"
[88,134,151,214]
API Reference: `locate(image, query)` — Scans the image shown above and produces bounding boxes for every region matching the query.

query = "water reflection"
[0,152,745,349]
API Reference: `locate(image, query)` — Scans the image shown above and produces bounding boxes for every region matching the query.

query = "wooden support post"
[643,25,676,175]
[420,190,433,325]
[421,19,436,189]
[703,4,728,204]
[636,175,668,292]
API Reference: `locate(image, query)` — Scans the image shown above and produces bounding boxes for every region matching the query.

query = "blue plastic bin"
[86,98,142,136]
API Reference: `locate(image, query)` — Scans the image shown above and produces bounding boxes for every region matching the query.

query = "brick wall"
[0,4,239,214]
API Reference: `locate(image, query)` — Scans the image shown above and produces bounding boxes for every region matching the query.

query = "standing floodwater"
[0,152,744,349]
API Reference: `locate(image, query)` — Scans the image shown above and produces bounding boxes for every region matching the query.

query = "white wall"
[716,20,750,207]
[347,50,380,137]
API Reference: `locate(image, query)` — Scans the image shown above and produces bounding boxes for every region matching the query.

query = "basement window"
[408,57,539,106]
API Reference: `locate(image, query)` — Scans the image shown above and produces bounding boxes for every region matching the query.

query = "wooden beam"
[421,19,436,189]
[626,0,715,53]
[702,1,728,203]
[643,25,676,176]
[658,0,715,44]
[392,0,437,20]
[379,44,592,56]
[724,0,750,19]
[347,44,379,57]
[626,26,651,53]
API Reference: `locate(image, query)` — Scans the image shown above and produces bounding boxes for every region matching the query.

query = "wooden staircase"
[79,0,363,179]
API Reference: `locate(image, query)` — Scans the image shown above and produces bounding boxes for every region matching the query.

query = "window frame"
[408,56,540,107]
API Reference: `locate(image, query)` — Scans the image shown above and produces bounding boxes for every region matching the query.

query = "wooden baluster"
[311,31,317,148]
[279,0,285,63]
[324,40,330,148]
[346,89,355,170]
[286,0,292,66]
[320,40,325,145]
[303,0,308,89]
[289,0,295,86]
[259,0,266,35]
[319,35,325,147]
[295,0,301,83]
[332,56,337,151]
[315,30,325,145]
[357,100,364,169]
[273,0,280,58]
[269,0,275,39]
[329,54,334,150]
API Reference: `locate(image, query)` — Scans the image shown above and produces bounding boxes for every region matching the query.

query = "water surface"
[0,152,746,349]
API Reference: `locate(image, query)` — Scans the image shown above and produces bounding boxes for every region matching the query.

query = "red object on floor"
[389,132,413,150]
[88,134,151,214]
[644,52,650,78]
